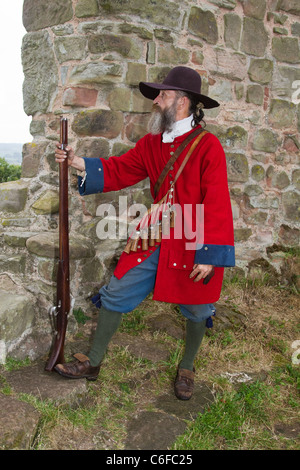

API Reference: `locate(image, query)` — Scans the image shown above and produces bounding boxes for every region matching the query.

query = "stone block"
[22,31,58,115]
[234,83,244,100]
[148,67,172,83]
[272,65,300,100]
[266,166,290,189]
[37,258,57,282]
[208,80,232,102]
[249,195,279,209]
[209,0,236,9]
[79,256,104,283]
[272,37,300,64]
[240,0,266,19]
[192,50,204,66]
[125,115,150,143]
[4,232,37,248]
[75,138,110,158]
[158,45,189,65]
[126,63,147,86]
[268,99,296,129]
[251,164,265,182]
[154,28,173,43]
[252,129,278,153]
[205,48,247,81]
[282,191,300,222]
[88,34,141,59]
[31,190,59,215]
[278,224,300,246]
[241,17,268,57]
[208,125,248,149]
[0,255,26,275]
[292,169,300,190]
[72,109,123,138]
[244,184,263,196]
[273,26,288,35]
[224,13,242,50]
[226,153,249,182]
[119,24,153,40]
[246,211,268,225]
[112,143,134,157]
[75,0,99,18]
[108,88,131,112]
[246,85,264,105]
[62,87,98,107]
[3,362,88,405]
[248,58,273,84]
[22,141,48,178]
[54,37,87,63]
[0,180,28,213]
[291,22,300,37]
[0,394,40,450]
[30,120,45,137]
[98,0,181,29]
[188,7,218,45]
[1,217,34,228]
[23,0,73,32]
[276,0,300,16]
[283,135,300,154]
[69,62,123,85]
[26,232,96,259]
[234,227,252,242]
[0,292,35,343]
[147,41,156,64]
[132,90,153,113]
[52,24,74,36]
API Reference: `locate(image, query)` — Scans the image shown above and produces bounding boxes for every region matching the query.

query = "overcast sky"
[0,1,31,143]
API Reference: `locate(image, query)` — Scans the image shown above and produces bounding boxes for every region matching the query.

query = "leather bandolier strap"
[153,127,206,198]
[124,128,208,254]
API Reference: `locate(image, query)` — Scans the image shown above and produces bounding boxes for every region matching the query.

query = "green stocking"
[179,318,206,371]
[88,306,122,367]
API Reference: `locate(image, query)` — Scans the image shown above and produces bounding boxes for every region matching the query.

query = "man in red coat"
[54,67,235,400]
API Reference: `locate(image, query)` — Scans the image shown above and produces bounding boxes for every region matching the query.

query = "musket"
[45,117,70,372]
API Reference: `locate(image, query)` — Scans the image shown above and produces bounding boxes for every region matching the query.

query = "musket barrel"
[45,117,70,372]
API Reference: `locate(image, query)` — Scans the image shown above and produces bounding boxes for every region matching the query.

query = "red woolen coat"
[78,125,235,304]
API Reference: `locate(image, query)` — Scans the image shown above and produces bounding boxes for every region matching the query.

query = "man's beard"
[147,100,178,135]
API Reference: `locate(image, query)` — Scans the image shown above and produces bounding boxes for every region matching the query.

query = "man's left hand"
[189,264,214,282]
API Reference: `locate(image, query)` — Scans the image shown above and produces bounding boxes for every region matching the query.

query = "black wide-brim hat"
[139,66,219,109]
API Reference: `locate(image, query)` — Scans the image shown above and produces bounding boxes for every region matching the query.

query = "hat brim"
[139,82,219,109]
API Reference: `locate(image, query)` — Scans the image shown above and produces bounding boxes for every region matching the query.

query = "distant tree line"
[0,157,21,183]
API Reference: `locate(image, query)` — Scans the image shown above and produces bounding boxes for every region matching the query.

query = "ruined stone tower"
[0,0,299,362]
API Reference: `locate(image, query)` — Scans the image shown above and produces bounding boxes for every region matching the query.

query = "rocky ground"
[0,278,299,451]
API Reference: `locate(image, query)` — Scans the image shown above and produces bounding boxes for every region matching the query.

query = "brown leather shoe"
[54,353,100,381]
[174,368,195,400]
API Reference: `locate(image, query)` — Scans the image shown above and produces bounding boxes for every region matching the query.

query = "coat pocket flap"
[168,249,195,270]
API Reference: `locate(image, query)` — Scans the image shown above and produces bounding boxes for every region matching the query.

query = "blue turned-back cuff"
[194,244,235,267]
[78,157,104,195]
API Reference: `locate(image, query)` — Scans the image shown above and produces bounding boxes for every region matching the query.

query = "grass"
[173,370,299,450]
[0,269,299,450]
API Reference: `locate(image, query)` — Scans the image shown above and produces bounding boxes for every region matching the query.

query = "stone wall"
[0,0,299,362]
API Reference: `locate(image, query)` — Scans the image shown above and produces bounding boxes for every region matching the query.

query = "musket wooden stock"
[45,118,70,372]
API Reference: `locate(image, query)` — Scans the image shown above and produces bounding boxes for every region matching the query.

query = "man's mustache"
[151,103,162,113]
